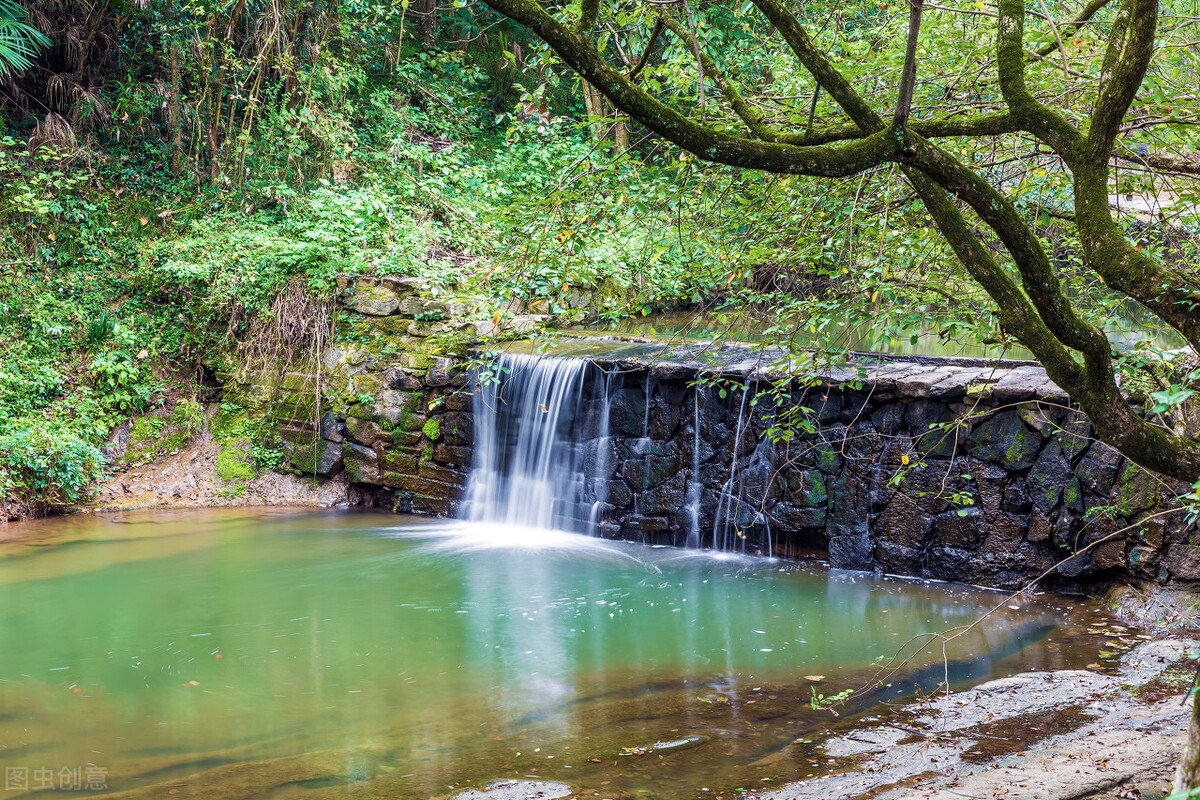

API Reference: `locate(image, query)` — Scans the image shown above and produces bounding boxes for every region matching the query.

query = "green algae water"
[0,509,1110,799]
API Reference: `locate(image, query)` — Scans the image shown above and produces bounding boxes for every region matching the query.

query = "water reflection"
[0,510,1110,799]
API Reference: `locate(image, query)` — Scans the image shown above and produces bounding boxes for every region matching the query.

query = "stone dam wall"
[221,276,1197,591]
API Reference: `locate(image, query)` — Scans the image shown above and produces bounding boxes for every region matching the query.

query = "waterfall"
[684,387,703,548]
[463,353,616,534]
[711,381,751,551]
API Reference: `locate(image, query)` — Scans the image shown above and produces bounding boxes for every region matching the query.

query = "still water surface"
[0,509,1112,798]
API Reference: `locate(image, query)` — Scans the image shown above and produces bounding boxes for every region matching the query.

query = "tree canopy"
[474,0,1200,487]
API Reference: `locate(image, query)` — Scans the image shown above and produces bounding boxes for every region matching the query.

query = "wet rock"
[1073,441,1122,497]
[606,479,634,508]
[342,441,381,483]
[1027,438,1070,514]
[1166,543,1200,580]
[967,410,1041,469]
[621,446,685,489]
[770,502,826,530]
[647,401,683,439]
[638,471,688,514]
[905,400,959,458]
[440,412,474,446]
[930,507,987,548]
[786,469,827,507]
[609,387,648,437]
[828,532,874,570]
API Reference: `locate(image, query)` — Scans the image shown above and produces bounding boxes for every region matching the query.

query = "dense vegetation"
[1,0,1198,523]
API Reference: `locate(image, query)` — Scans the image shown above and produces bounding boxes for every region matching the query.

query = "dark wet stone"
[874,539,924,576]
[638,471,688,514]
[610,386,648,437]
[969,457,1008,519]
[906,400,959,458]
[1063,477,1085,514]
[1166,544,1200,580]
[967,410,1041,469]
[1028,439,1072,514]
[828,532,873,570]
[647,401,683,439]
[872,500,932,553]
[621,448,686,489]
[440,412,474,446]
[583,437,619,480]
[770,502,826,530]
[607,479,634,508]
[1073,442,1123,498]
[786,469,828,507]
[925,545,977,579]
[1027,511,1052,542]
[930,507,987,548]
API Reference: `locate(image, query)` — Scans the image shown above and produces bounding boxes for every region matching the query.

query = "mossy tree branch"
[478,0,1200,484]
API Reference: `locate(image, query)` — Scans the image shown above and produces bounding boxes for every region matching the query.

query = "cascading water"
[684,387,703,549]
[711,380,751,551]
[463,352,777,552]
[463,352,617,534]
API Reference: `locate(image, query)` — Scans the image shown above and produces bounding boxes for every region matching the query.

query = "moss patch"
[421,417,440,441]
[215,446,256,496]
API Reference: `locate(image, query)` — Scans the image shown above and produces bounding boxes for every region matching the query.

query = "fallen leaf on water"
[184,680,199,687]
[1086,663,1103,669]
[804,675,825,682]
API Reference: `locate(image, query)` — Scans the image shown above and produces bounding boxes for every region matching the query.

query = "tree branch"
[996,0,1083,157]
[475,0,899,174]
[894,0,924,134]
[749,0,884,131]
[658,13,781,140]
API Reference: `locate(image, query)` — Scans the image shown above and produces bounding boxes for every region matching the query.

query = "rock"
[638,471,688,514]
[770,502,826,530]
[382,366,424,390]
[967,410,1041,469]
[342,441,380,483]
[1028,439,1071,513]
[345,417,384,447]
[440,412,474,446]
[1073,441,1123,497]
[344,284,400,316]
[828,532,873,570]
[319,412,344,442]
[905,400,959,458]
[894,367,956,398]
[426,358,457,387]
[609,387,648,437]
[990,364,1064,402]
[1166,543,1200,580]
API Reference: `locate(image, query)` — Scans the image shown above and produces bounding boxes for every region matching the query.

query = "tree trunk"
[1177,688,1200,793]
[582,79,607,142]
[613,119,628,153]
[422,0,438,48]
[168,40,183,172]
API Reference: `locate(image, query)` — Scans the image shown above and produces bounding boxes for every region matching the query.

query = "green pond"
[0,509,1114,799]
